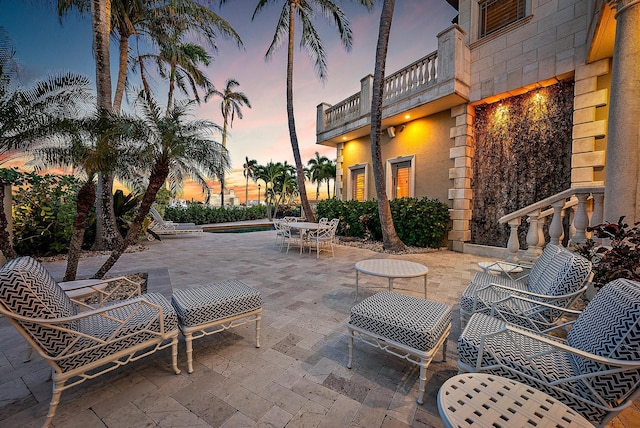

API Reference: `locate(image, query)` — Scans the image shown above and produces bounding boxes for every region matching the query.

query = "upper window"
[479,0,526,38]
[348,164,367,201]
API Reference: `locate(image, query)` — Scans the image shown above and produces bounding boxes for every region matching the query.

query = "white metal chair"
[460,244,592,328]
[0,257,180,427]
[457,278,640,426]
[309,218,339,258]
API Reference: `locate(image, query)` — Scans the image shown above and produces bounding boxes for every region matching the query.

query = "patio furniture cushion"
[0,256,78,355]
[458,278,640,424]
[171,280,263,327]
[460,245,591,327]
[567,278,640,403]
[58,292,178,371]
[349,291,451,352]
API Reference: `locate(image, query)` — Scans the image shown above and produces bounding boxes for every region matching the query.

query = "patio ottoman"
[347,291,451,404]
[171,280,263,373]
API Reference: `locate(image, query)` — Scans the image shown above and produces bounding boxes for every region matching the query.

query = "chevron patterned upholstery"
[171,280,262,327]
[457,279,640,425]
[460,244,592,328]
[0,256,181,427]
[349,291,451,351]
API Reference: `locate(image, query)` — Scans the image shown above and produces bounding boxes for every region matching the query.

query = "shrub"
[574,216,640,289]
[164,204,267,224]
[317,197,451,248]
[12,172,81,256]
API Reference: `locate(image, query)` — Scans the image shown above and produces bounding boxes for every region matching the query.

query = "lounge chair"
[460,244,592,329]
[147,207,203,240]
[0,257,180,427]
[457,278,640,426]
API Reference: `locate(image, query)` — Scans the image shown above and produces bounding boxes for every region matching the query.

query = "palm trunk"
[64,180,96,281]
[92,0,112,113]
[370,0,405,251]
[113,34,129,113]
[245,177,249,206]
[286,3,315,223]
[92,173,123,250]
[0,180,17,261]
[220,119,228,207]
[93,160,170,278]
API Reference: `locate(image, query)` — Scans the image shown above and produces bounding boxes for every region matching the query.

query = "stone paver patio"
[1,229,638,427]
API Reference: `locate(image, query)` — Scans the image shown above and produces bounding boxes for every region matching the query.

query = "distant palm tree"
[243,156,257,205]
[323,160,336,199]
[206,78,251,205]
[307,151,329,201]
[94,95,228,278]
[235,0,374,222]
[370,0,406,251]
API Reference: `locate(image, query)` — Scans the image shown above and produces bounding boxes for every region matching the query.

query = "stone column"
[604,0,640,224]
[359,75,373,117]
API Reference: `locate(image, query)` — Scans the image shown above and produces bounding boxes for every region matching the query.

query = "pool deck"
[1,228,638,427]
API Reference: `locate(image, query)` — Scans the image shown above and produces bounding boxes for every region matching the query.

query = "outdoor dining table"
[285,221,330,254]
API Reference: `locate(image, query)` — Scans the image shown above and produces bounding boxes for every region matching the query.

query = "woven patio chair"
[460,244,592,328]
[0,257,180,427]
[457,278,640,426]
[309,218,339,258]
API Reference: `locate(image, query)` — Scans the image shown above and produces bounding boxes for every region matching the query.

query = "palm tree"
[307,151,329,201]
[0,28,93,261]
[370,0,406,251]
[206,78,251,206]
[238,0,374,222]
[94,95,228,277]
[243,156,257,205]
[56,0,242,250]
[323,159,336,199]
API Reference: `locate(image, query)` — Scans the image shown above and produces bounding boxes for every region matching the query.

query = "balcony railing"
[498,186,606,263]
[316,25,469,140]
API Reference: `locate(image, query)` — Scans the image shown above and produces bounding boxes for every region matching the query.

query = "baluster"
[548,200,565,245]
[524,211,542,261]
[537,217,546,250]
[506,218,521,263]
[568,206,576,242]
[591,192,604,227]
[418,61,425,85]
[569,193,590,246]
[590,192,604,243]
[431,57,438,80]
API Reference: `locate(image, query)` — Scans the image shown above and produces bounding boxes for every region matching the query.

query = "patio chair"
[0,257,180,427]
[147,207,203,241]
[460,244,592,328]
[309,218,339,258]
[457,278,640,426]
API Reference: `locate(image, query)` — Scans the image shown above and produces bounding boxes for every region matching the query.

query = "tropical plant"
[94,95,228,277]
[243,156,258,205]
[574,216,640,289]
[323,159,336,198]
[231,0,374,222]
[0,27,93,261]
[307,151,329,201]
[206,78,251,205]
[369,0,406,251]
[11,172,81,256]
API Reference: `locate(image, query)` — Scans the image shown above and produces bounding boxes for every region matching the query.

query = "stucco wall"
[341,110,454,205]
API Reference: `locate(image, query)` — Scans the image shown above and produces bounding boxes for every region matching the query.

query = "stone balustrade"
[498,186,605,263]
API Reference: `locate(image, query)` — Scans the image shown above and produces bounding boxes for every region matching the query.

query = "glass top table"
[354,259,428,300]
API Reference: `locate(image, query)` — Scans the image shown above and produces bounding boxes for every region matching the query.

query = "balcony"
[316,25,471,146]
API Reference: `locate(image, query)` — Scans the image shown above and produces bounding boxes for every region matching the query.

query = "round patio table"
[354,259,428,300]
[438,373,594,428]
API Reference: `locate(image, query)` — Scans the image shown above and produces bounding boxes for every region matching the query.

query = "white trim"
[348,163,369,201]
[386,155,416,199]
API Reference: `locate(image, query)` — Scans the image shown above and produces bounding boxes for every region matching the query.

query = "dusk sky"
[0,0,457,202]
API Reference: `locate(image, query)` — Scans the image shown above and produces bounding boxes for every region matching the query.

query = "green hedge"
[164,204,267,224]
[316,197,451,248]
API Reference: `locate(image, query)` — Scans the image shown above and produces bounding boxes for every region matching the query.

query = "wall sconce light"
[387,125,406,138]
